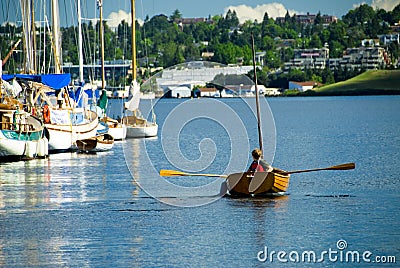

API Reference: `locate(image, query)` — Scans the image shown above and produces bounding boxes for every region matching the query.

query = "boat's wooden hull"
[76,133,114,152]
[226,171,290,196]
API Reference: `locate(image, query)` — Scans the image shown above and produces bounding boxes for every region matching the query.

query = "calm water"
[0,96,399,267]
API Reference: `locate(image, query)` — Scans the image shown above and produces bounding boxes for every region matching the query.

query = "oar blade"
[329,162,356,170]
[159,169,187,177]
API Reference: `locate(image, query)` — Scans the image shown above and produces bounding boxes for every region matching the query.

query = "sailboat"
[75,0,115,152]
[0,78,49,160]
[41,0,99,151]
[122,0,158,138]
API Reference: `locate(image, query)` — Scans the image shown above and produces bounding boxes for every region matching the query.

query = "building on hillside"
[276,13,337,25]
[283,47,329,72]
[201,52,214,60]
[361,39,380,47]
[340,47,389,70]
[174,18,213,26]
[378,33,400,45]
[289,81,321,91]
[255,52,266,66]
[390,22,400,33]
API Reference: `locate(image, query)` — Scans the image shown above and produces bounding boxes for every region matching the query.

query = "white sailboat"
[104,117,127,140]
[43,0,99,151]
[75,0,116,152]
[97,0,127,140]
[122,0,158,138]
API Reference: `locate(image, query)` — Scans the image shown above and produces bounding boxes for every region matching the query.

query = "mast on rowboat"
[251,33,263,155]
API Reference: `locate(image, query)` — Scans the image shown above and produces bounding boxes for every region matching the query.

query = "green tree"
[170,9,182,21]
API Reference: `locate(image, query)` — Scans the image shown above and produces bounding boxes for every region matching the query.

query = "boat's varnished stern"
[227,171,290,196]
[251,172,290,195]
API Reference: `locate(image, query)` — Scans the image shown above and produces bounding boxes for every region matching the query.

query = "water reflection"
[0,151,115,213]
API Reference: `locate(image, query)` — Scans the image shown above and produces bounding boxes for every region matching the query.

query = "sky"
[1,0,399,28]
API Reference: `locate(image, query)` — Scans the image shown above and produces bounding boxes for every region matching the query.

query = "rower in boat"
[247,148,273,173]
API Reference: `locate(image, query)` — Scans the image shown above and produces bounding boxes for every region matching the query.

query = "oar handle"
[285,162,355,175]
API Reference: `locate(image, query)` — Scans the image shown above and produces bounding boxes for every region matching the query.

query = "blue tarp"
[1,74,71,89]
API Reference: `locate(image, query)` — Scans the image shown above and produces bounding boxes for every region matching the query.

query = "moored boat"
[122,115,157,138]
[45,107,99,151]
[0,108,49,160]
[104,117,126,140]
[122,1,158,139]
[76,133,114,152]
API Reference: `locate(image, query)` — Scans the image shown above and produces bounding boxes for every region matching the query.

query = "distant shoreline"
[285,70,400,97]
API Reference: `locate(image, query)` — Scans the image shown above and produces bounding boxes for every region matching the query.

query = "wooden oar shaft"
[286,162,355,174]
[159,169,228,178]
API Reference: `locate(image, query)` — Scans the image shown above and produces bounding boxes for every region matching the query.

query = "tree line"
[1,3,399,87]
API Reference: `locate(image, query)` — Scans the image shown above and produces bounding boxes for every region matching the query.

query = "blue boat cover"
[1,74,71,89]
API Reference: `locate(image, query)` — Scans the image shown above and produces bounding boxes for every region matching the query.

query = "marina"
[0,96,399,266]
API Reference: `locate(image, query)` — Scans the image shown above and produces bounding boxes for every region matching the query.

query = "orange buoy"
[43,105,50,124]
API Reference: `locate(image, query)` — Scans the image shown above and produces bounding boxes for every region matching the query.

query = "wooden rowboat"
[226,171,290,196]
[76,133,114,152]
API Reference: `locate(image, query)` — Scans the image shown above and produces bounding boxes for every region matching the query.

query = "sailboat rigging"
[122,0,158,138]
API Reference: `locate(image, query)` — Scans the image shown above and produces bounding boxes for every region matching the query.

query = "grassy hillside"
[316,70,400,95]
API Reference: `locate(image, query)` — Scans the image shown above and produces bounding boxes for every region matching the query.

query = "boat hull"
[76,133,114,152]
[45,110,98,151]
[107,123,127,140]
[0,110,48,159]
[122,115,158,138]
[126,123,158,138]
[226,171,290,196]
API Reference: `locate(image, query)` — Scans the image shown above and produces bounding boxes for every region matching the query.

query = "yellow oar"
[284,162,355,175]
[159,169,228,178]
[160,163,355,178]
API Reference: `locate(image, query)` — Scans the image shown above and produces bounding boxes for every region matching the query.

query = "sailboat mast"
[131,0,136,81]
[51,0,62,73]
[77,0,84,83]
[31,0,37,73]
[98,0,105,89]
[251,33,263,155]
[20,0,33,73]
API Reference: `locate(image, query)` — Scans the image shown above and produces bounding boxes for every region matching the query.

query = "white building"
[165,86,191,98]
[289,81,321,91]
[378,33,400,45]
[264,88,281,96]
